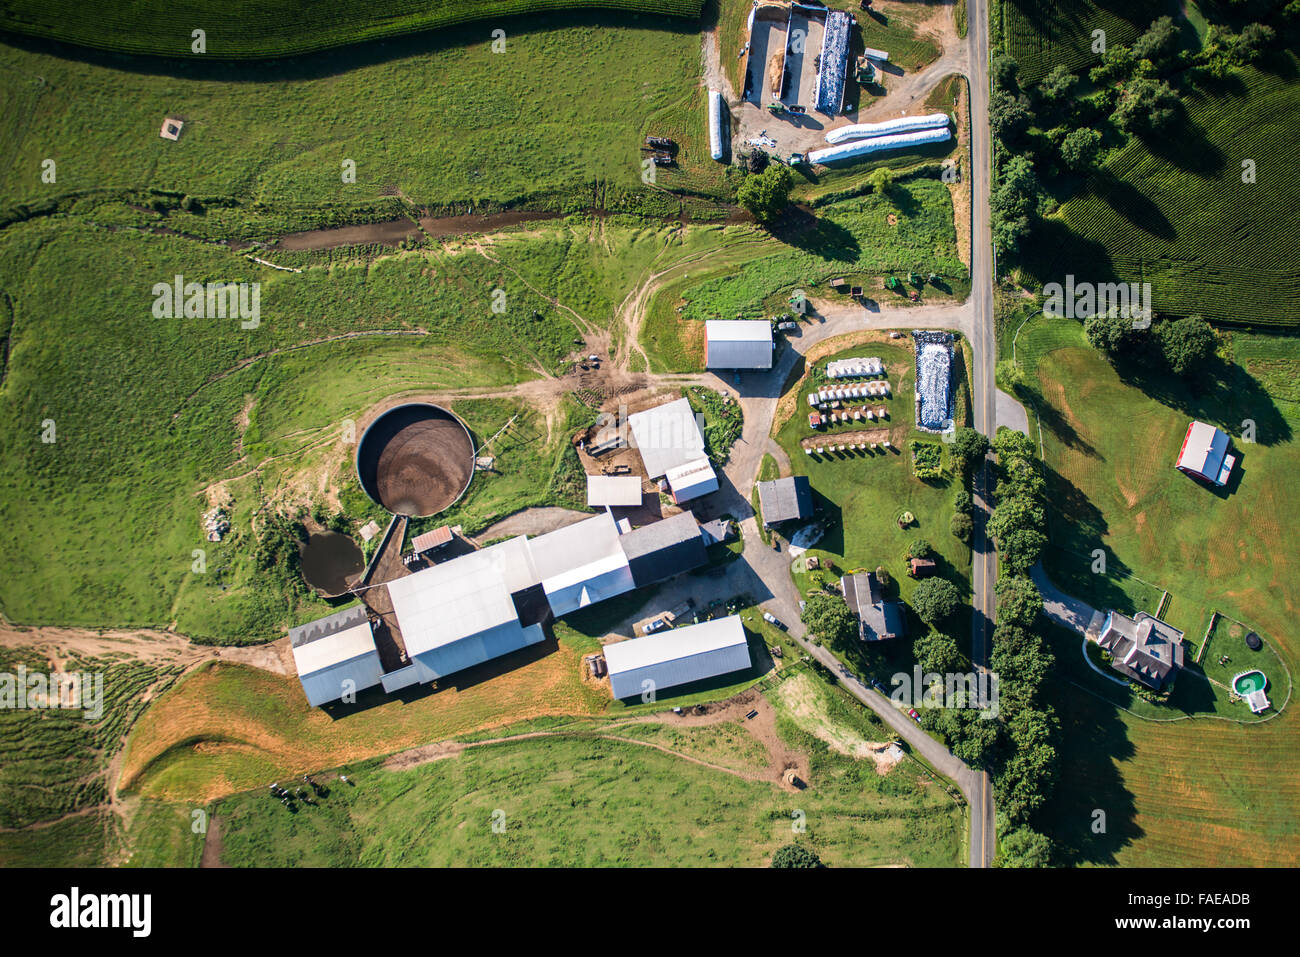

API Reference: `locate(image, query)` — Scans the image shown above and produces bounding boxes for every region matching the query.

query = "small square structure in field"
[159,117,184,140]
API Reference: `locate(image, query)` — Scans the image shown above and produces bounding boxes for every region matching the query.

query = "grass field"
[770,332,975,698]
[0,0,706,59]
[118,640,608,803]
[209,672,963,866]
[1011,313,1300,865]
[0,12,725,218]
[0,644,188,866]
[1023,54,1300,326]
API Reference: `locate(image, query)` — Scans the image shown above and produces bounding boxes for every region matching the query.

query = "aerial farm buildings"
[705,319,773,370]
[604,615,753,700]
[291,510,709,707]
[627,397,720,504]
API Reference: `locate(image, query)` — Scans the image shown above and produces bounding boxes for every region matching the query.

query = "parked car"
[870,678,884,692]
[644,618,667,633]
[763,612,786,630]
[907,708,921,724]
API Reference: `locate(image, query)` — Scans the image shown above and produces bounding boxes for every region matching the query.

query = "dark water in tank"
[300,532,364,595]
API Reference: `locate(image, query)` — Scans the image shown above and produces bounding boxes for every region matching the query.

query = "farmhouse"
[757,475,813,525]
[604,615,752,700]
[705,319,773,370]
[1174,421,1235,486]
[289,606,384,707]
[841,571,905,641]
[586,474,643,508]
[291,510,712,707]
[1095,610,1185,691]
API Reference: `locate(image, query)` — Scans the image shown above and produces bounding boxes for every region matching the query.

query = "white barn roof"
[665,457,719,503]
[604,615,752,700]
[627,397,707,478]
[388,546,523,658]
[1176,421,1232,484]
[528,511,635,616]
[706,320,773,369]
[289,606,384,707]
[586,474,643,507]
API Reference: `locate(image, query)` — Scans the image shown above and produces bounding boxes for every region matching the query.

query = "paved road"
[962,0,998,869]
[1030,563,1105,639]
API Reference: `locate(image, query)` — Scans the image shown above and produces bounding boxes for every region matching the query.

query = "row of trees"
[987,427,1047,576]
[1084,312,1218,377]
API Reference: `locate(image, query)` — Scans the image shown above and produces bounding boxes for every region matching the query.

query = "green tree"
[866,166,895,197]
[771,843,823,868]
[911,577,961,623]
[1157,315,1216,376]
[950,511,973,543]
[995,827,1054,867]
[991,54,1020,93]
[737,163,794,224]
[800,593,858,647]
[1112,78,1179,134]
[989,89,1031,142]
[914,630,962,674]
[1083,310,1143,359]
[998,527,1048,576]
[1131,16,1178,66]
[1232,23,1276,63]
[995,577,1043,630]
[1060,127,1102,172]
[1037,64,1076,104]
[908,538,934,560]
[951,426,990,477]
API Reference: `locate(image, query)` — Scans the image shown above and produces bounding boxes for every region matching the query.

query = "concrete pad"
[996,388,1029,435]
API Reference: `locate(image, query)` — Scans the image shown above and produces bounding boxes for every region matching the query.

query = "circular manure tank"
[355,402,475,518]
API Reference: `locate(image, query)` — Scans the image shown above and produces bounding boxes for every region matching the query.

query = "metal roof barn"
[706,320,773,369]
[605,615,752,700]
[527,512,635,616]
[665,457,719,504]
[619,510,708,587]
[627,397,707,479]
[1175,421,1234,485]
[757,475,813,525]
[290,606,385,707]
[586,474,644,507]
[387,544,537,674]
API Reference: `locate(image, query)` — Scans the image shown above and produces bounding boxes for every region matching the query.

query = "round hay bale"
[356,403,475,517]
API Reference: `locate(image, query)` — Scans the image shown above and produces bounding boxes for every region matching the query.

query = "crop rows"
[1028,62,1300,326]
[999,0,1164,84]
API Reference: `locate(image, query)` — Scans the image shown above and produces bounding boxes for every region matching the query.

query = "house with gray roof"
[1096,610,1185,690]
[757,476,813,526]
[841,571,905,641]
